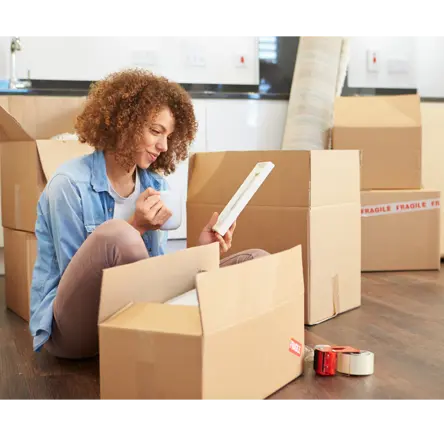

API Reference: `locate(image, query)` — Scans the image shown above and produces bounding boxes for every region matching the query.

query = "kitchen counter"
[0,79,290,101]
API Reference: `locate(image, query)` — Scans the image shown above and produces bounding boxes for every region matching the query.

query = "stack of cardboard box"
[0,96,90,321]
[186,150,362,326]
[0,96,309,399]
[332,94,441,272]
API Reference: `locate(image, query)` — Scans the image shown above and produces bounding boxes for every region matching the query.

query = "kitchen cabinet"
[205,99,288,151]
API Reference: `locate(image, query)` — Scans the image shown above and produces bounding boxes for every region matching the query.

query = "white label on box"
[289,338,302,357]
[361,198,440,217]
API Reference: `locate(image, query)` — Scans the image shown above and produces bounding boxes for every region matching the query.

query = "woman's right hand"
[128,187,172,235]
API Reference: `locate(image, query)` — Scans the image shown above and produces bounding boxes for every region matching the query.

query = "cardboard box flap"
[98,243,220,324]
[334,94,421,128]
[7,95,86,140]
[36,140,94,181]
[0,105,34,142]
[196,245,304,335]
[102,302,203,336]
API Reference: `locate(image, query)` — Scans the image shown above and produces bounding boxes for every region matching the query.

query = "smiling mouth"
[149,153,158,162]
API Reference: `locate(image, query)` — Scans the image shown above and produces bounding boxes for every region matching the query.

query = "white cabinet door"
[190,99,207,152]
[165,99,207,240]
[205,99,288,151]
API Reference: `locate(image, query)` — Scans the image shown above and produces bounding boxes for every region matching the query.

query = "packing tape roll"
[336,351,374,376]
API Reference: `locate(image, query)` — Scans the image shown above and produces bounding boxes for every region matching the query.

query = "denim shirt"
[29,150,168,352]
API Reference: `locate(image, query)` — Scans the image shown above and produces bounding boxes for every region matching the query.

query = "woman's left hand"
[198,212,236,254]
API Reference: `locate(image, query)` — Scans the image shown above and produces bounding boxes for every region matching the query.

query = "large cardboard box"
[99,243,305,399]
[186,150,361,325]
[361,189,441,272]
[0,96,92,233]
[332,94,422,190]
[421,102,444,257]
[4,228,37,321]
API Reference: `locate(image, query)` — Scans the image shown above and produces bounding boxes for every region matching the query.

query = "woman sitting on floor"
[29,69,268,360]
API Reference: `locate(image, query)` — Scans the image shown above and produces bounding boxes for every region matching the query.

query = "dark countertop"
[2,79,434,102]
[0,79,290,101]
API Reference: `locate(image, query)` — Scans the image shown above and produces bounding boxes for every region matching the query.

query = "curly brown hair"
[75,68,197,175]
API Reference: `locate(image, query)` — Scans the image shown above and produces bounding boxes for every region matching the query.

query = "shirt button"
[108,208,112,213]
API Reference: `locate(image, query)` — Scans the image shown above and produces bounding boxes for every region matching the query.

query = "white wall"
[0,36,259,85]
[347,37,417,89]
[0,38,9,80]
[416,37,444,98]
[348,37,444,98]
[294,31,420,92]
[280,32,444,99]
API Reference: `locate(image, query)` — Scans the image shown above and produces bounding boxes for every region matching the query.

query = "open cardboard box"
[4,227,37,321]
[186,150,361,326]
[0,96,91,233]
[99,242,305,400]
[0,96,92,319]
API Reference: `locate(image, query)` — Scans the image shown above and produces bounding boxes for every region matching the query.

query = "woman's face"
[135,107,175,169]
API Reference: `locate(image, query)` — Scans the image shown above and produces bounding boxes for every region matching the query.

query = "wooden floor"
[1,266,444,400]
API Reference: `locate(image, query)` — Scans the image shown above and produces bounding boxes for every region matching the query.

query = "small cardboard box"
[332,94,422,190]
[0,96,92,233]
[99,243,305,400]
[186,150,361,325]
[4,228,37,321]
[361,189,441,272]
